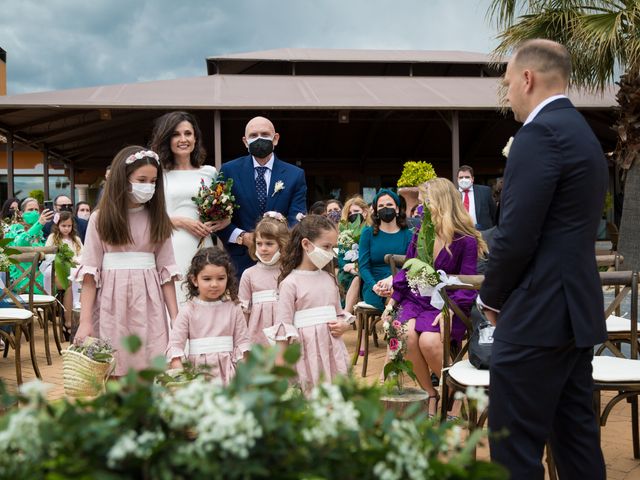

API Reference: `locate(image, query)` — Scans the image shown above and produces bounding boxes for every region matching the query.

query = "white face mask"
[306,242,336,270]
[458,178,473,190]
[129,182,156,204]
[77,212,91,221]
[256,250,281,266]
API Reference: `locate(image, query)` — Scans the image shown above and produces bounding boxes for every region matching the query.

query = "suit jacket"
[479,98,607,348]
[218,154,307,274]
[42,216,89,244]
[472,184,496,230]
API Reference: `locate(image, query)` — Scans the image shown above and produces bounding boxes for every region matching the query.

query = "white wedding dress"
[164,165,217,306]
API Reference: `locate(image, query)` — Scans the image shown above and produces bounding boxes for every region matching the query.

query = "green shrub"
[397,161,438,188]
[0,342,505,479]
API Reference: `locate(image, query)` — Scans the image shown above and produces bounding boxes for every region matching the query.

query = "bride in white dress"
[151,112,230,306]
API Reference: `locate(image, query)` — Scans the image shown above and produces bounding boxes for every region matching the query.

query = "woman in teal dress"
[4,197,54,292]
[358,189,413,311]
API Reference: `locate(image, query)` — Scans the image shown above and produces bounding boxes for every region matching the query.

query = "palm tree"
[487,0,640,269]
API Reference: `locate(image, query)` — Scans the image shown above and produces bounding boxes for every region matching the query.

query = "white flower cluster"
[502,136,514,158]
[337,230,355,249]
[441,424,464,453]
[373,419,430,480]
[454,386,488,413]
[157,378,262,459]
[125,150,159,165]
[301,384,360,444]
[407,267,439,297]
[0,407,43,471]
[19,379,53,404]
[106,429,165,468]
[343,243,359,262]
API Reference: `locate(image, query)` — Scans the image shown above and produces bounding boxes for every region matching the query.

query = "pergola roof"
[0,74,616,110]
[0,73,617,168]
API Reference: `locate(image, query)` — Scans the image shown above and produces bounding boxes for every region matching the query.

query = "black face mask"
[248,138,274,158]
[348,213,363,224]
[58,204,73,213]
[378,207,397,223]
[6,208,15,218]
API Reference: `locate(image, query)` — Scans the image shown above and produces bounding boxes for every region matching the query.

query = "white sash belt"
[252,290,277,304]
[189,336,233,355]
[294,306,337,329]
[103,252,156,270]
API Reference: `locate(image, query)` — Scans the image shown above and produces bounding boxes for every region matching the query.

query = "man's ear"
[272,132,280,147]
[523,69,534,93]
[242,136,249,149]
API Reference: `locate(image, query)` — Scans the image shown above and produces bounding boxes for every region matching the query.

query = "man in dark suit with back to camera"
[457,165,496,231]
[479,39,607,479]
[217,116,307,277]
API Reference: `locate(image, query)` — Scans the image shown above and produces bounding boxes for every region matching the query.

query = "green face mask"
[23,210,40,226]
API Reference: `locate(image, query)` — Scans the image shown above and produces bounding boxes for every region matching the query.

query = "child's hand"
[169,358,183,370]
[74,322,92,345]
[328,321,350,338]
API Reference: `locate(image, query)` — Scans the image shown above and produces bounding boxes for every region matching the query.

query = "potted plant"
[397,161,437,213]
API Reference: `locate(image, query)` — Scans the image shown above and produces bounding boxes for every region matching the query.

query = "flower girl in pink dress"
[239,212,290,346]
[274,215,353,390]
[166,247,250,385]
[75,146,180,376]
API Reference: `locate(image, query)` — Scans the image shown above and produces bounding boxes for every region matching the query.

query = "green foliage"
[603,191,613,217]
[0,342,506,479]
[29,189,45,205]
[397,161,438,188]
[54,243,77,290]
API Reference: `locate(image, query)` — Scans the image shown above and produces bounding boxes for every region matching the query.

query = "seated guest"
[42,195,89,243]
[325,199,343,223]
[359,189,413,311]
[309,200,327,215]
[379,178,487,416]
[337,196,371,315]
[1,198,19,222]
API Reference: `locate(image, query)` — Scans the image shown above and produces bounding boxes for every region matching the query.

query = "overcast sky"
[1,0,500,95]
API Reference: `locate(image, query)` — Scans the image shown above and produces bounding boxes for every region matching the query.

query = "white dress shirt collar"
[524,94,568,125]
[252,155,275,171]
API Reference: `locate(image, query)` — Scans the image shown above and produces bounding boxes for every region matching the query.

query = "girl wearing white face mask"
[75,145,181,377]
[273,215,354,391]
[238,212,290,346]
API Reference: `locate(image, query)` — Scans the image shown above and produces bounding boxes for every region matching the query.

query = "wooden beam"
[214,110,222,170]
[6,130,14,197]
[451,111,460,182]
[11,110,89,131]
[43,146,50,200]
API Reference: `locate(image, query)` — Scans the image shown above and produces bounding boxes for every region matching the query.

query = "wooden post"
[69,162,76,204]
[451,111,460,182]
[214,110,222,171]
[6,130,14,198]
[43,146,50,200]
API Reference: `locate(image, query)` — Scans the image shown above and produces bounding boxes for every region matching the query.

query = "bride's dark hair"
[149,111,206,170]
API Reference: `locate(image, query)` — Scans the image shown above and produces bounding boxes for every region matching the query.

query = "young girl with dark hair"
[166,247,250,385]
[274,214,353,390]
[239,212,290,346]
[75,146,180,376]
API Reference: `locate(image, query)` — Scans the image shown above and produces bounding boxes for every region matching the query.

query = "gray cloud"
[0,0,499,94]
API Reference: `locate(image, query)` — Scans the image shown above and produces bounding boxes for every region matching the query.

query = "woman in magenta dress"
[382,178,487,415]
[75,146,180,376]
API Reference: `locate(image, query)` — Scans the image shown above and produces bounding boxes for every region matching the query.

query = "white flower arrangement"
[125,150,160,165]
[302,384,360,444]
[373,419,429,480]
[272,180,285,196]
[343,244,359,262]
[295,212,306,222]
[502,136,514,158]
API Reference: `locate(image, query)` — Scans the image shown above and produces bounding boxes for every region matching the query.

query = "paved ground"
[1,317,640,479]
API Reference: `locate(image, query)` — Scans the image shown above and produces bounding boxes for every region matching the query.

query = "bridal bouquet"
[192,173,239,223]
[402,205,439,296]
[337,216,365,269]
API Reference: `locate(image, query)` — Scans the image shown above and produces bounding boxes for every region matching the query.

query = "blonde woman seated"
[377,178,487,416]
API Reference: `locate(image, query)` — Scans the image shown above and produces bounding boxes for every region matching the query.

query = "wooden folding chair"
[12,246,62,365]
[592,270,640,458]
[0,252,42,384]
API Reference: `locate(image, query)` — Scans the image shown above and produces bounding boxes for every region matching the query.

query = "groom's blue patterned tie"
[255,166,268,214]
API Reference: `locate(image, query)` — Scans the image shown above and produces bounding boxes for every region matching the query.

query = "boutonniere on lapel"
[502,136,514,158]
[272,180,285,197]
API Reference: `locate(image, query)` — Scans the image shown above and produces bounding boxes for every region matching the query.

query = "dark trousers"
[488,339,605,480]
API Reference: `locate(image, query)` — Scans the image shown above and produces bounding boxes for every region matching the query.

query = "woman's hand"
[209,217,231,232]
[174,217,213,238]
[343,263,356,274]
[373,276,393,297]
[38,209,54,225]
[432,308,454,343]
[74,321,92,345]
[328,320,350,338]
